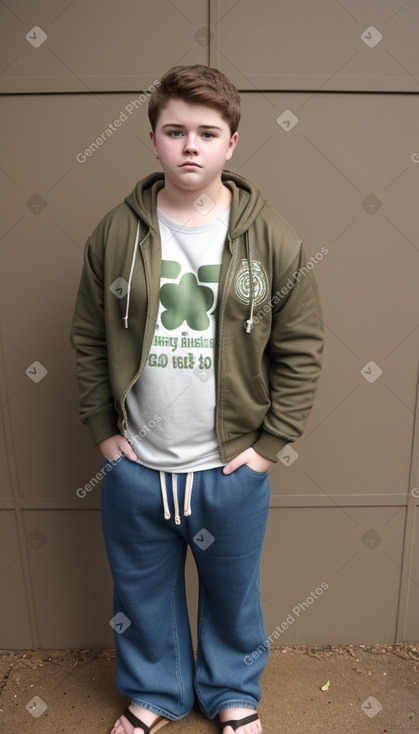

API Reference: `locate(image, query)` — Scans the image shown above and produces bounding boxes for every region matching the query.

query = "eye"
[202,132,215,139]
[168,130,183,137]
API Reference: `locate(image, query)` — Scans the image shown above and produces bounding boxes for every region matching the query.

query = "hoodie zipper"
[214,233,237,454]
[120,227,156,434]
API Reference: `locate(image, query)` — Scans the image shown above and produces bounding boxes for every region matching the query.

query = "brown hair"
[148,65,241,134]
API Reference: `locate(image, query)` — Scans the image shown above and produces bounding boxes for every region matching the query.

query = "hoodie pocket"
[223,372,271,439]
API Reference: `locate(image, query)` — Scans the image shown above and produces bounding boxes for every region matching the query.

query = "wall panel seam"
[395,363,419,640]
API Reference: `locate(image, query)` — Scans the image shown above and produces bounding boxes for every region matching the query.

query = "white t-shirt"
[125,207,230,471]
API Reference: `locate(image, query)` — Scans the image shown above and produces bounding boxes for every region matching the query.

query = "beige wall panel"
[23,510,114,648]
[261,505,406,644]
[0,358,12,498]
[234,92,419,258]
[0,0,209,92]
[0,438,11,498]
[271,376,414,500]
[214,0,419,91]
[0,93,157,248]
[6,374,104,499]
[0,512,33,647]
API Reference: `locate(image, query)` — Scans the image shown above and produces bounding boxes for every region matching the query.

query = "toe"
[242,723,262,734]
[111,716,141,734]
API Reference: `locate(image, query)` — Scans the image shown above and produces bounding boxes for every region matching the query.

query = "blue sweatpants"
[101,458,271,721]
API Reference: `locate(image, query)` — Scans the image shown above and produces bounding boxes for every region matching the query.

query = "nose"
[183,134,198,153]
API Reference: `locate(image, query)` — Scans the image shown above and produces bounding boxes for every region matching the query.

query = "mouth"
[180,161,201,168]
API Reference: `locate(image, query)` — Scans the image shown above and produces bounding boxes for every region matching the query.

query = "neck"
[157,178,231,225]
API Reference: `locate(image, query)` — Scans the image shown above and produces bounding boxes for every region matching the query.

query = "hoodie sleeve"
[70,235,120,444]
[252,239,324,461]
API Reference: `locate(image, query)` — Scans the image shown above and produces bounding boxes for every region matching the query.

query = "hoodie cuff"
[253,430,290,462]
[85,410,120,445]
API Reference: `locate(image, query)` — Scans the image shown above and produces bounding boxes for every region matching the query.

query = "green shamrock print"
[160,273,214,330]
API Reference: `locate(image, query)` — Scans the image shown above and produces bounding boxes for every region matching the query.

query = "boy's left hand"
[223,447,272,475]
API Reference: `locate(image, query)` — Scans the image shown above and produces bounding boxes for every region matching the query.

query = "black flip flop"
[218,712,259,732]
[121,707,165,733]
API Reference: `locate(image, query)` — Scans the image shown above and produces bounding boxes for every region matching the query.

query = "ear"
[149,129,158,158]
[225,131,239,161]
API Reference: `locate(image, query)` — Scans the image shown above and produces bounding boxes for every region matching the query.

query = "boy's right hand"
[98,435,138,462]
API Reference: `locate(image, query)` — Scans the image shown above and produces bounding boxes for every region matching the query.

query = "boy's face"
[150,97,239,193]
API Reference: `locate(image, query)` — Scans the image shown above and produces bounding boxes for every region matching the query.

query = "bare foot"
[111,704,168,734]
[219,708,262,734]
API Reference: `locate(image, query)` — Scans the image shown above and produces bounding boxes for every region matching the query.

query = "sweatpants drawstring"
[159,471,171,520]
[172,474,180,525]
[184,473,193,516]
[159,472,194,524]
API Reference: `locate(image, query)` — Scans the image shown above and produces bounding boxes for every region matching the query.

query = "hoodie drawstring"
[159,471,194,524]
[123,220,140,329]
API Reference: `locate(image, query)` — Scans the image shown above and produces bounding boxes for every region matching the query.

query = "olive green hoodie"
[70,171,324,462]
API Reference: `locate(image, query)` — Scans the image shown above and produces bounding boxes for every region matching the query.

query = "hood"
[124,172,164,231]
[221,170,267,238]
[124,170,266,238]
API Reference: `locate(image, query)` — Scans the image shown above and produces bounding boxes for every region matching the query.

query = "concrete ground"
[0,644,418,733]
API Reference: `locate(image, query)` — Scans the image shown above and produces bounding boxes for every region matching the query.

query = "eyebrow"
[161,123,223,130]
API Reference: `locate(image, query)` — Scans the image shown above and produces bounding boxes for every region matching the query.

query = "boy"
[71,65,323,734]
